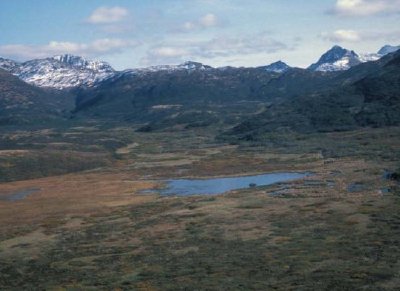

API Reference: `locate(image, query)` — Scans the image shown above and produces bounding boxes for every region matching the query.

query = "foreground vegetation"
[0,124,399,290]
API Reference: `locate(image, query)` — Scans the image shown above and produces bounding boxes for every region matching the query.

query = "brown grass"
[0,171,157,233]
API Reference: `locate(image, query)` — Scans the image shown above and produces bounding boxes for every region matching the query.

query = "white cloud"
[0,39,140,60]
[199,33,288,57]
[87,6,129,24]
[199,13,218,27]
[320,29,400,43]
[331,0,400,16]
[321,29,361,42]
[180,13,219,32]
[141,32,290,65]
[183,22,196,30]
[150,47,189,57]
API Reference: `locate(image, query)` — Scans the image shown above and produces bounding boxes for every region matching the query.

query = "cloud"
[0,39,140,60]
[150,47,189,58]
[199,13,218,27]
[180,13,219,32]
[182,22,197,31]
[330,0,400,16]
[198,33,289,57]
[141,32,290,65]
[320,29,400,43]
[321,29,361,42]
[87,6,129,24]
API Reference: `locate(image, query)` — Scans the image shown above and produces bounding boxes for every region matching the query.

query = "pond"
[0,188,40,202]
[159,172,310,196]
[347,183,366,193]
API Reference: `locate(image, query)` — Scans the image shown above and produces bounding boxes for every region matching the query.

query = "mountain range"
[0,44,398,89]
[307,45,399,72]
[0,43,399,139]
[0,55,115,89]
[224,49,400,141]
[69,46,400,135]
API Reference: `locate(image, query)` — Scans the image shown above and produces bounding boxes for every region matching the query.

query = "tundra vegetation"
[0,51,399,289]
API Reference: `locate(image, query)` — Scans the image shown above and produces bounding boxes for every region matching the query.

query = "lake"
[159,172,310,196]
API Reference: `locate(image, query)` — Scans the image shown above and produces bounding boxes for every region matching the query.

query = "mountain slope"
[224,50,400,140]
[378,45,400,56]
[1,44,398,89]
[308,45,400,72]
[260,61,291,73]
[129,61,213,75]
[0,54,115,89]
[71,60,341,131]
[308,46,361,72]
[0,69,74,125]
[0,57,18,70]
[75,66,317,131]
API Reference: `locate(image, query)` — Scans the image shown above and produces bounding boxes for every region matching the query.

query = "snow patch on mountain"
[378,45,400,56]
[128,61,213,75]
[309,44,400,72]
[0,57,19,71]
[0,54,115,89]
[1,44,399,88]
[359,45,399,62]
[260,61,291,73]
[358,53,381,62]
[308,45,361,72]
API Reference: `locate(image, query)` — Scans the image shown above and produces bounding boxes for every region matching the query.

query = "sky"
[0,0,399,70]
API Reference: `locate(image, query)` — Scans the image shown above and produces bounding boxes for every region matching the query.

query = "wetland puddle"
[159,172,310,196]
[0,188,40,201]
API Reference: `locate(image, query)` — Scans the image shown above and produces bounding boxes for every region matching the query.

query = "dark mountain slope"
[72,65,336,130]
[224,50,400,141]
[0,69,74,126]
[352,55,400,127]
[72,67,278,128]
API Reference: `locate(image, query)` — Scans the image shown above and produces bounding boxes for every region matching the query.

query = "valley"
[0,121,399,289]
[0,44,399,289]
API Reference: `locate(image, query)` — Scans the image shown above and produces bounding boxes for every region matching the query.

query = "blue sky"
[0,0,399,70]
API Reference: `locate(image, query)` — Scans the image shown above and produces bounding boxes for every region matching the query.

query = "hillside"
[71,64,339,131]
[0,55,115,89]
[0,69,74,126]
[224,50,400,141]
[0,45,398,134]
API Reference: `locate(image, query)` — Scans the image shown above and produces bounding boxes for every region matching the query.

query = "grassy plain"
[0,125,399,290]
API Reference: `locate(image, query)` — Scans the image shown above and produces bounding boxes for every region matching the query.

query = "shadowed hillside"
[222,50,400,142]
[71,65,339,131]
[0,69,74,126]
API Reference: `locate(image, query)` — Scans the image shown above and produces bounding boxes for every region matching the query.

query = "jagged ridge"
[0,44,399,89]
[0,54,115,89]
[308,45,399,72]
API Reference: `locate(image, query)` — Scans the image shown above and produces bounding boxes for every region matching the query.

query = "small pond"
[159,172,310,196]
[0,188,40,202]
[347,183,367,193]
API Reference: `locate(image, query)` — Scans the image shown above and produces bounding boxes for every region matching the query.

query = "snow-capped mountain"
[0,57,18,71]
[127,61,213,75]
[1,44,399,89]
[358,45,400,62]
[260,61,291,73]
[378,45,400,56]
[358,53,381,62]
[309,44,400,72]
[308,46,361,72]
[0,54,115,89]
